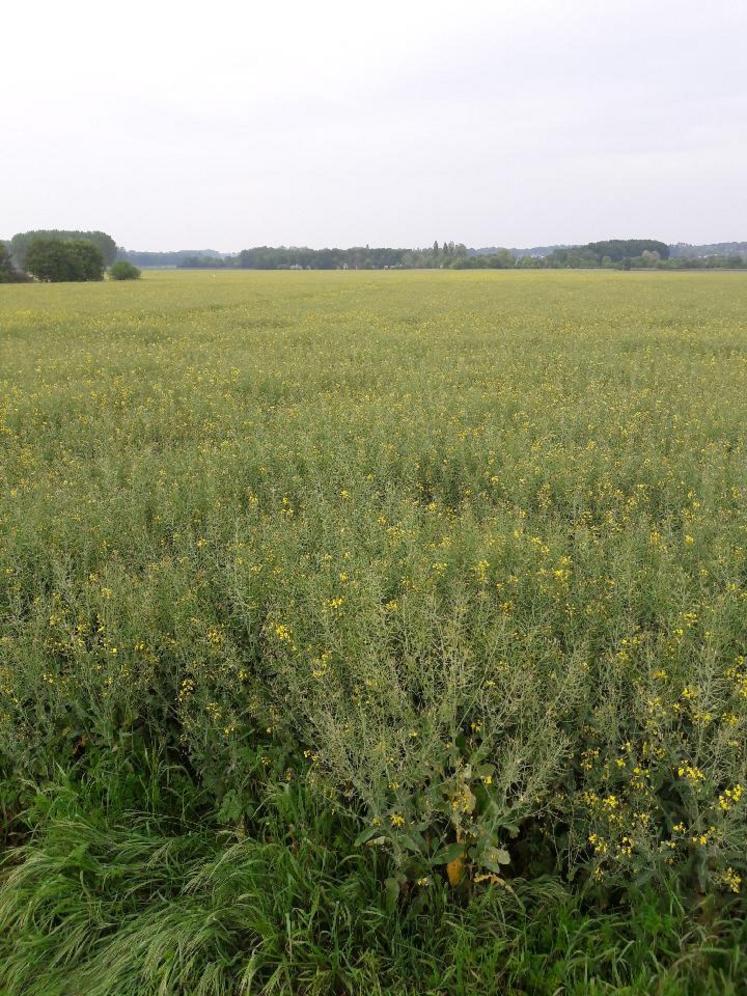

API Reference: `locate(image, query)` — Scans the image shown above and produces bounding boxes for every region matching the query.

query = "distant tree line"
[221,239,747,271]
[670,241,747,259]
[118,249,228,268]
[226,239,743,271]
[652,254,747,270]
[177,255,238,269]
[4,232,745,280]
[236,245,417,269]
[524,240,670,268]
[230,242,515,270]
[449,248,517,269]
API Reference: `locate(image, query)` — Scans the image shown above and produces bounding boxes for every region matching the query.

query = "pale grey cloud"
[3,0,745,250]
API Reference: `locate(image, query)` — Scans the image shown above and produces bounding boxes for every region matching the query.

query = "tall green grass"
[1,749,744,995]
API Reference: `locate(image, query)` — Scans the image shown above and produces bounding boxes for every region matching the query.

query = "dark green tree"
[10,230,117,269]
[26,239,104,282]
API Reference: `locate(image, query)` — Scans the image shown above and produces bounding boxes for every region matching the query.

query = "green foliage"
[0,754,745,995]
[0,242,28,283]
[670,241,747,260]
[450,248,514,269]
[236,242,474,270]
[1,270,746,990]
[176,255,237,269]
[10,229,117,268]
[109,260,141,281]
[657,254,747,271]
[118,240,745,273]
[2,848,740,996]
[25,238,104,282]
[238,245,411,269]
[119,249,230,268]
[540,240,670,269]
[586,239,670,262]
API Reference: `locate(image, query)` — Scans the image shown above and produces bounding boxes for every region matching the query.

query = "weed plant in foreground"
[1,269,746,993]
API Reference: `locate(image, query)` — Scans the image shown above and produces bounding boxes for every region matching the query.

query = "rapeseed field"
[1,270,746,994]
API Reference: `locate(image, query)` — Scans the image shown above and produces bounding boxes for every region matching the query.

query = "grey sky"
[4,0,746,251]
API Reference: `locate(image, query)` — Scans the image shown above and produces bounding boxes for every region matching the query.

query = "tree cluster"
[10,230,117,269]
[539,240,670,268]
[25,239,105,282]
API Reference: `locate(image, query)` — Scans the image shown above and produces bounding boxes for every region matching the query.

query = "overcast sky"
[3,0,746,251]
